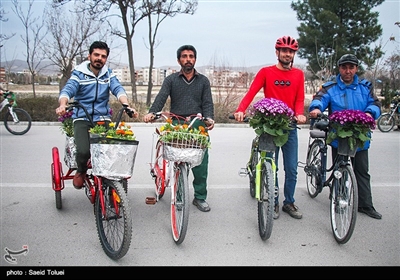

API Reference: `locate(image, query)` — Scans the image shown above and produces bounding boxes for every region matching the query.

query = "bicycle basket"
[90,136,139,180]
[160,131,208,166]
[64,136,77,168]
[337,137,357,157]
[258,133,276,151]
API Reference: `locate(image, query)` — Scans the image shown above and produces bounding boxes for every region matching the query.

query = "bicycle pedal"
[145,197,157,205]
[239,168,248,177]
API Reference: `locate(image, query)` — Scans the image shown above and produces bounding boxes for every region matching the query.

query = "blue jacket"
[309,74,381,150]
[59,61,127,122]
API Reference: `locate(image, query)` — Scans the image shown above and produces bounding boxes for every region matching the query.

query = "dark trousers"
[192,149,209,200]
[331,148,373,208]
[73,120,92,174]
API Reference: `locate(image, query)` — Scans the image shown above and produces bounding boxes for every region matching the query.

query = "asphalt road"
[0,123,399,272]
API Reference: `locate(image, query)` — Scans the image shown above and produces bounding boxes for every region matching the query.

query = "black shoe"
[358,207,382,219]
[192,198,211,212]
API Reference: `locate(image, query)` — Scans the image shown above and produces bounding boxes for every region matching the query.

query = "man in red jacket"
[234,35,306,220]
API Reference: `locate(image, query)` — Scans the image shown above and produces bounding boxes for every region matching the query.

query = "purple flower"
[329,109,376,130]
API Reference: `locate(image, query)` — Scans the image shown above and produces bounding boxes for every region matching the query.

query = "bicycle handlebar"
[153,112,212,129]
[67,101,136,128]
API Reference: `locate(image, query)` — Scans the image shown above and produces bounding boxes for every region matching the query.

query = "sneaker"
[192,198,211,212]
[273,205,280,219]
[73,172,85,189]
[282,203,302,219]
[358,206,382,219]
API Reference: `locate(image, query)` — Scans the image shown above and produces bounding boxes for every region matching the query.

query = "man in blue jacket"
[55,41,138,189]
[309,54,382,219]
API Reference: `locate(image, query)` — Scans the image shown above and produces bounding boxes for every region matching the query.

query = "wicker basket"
[160,131,208,166]
[90,136,139,180]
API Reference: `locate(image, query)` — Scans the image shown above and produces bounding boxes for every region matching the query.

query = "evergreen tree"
[291,0,384,79]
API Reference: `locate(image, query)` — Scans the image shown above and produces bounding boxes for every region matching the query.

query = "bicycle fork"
[8,106,20,123]
[255,153,277,201]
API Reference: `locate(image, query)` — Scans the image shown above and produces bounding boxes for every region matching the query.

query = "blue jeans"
[274,128,298,206]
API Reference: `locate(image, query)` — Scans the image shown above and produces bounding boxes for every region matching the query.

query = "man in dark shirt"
[143,45,215,212]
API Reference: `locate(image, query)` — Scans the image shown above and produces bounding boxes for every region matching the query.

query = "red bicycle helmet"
[275,36,299,51]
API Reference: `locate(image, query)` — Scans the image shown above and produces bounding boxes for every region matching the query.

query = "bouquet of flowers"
[58,111,74,137]
[89,121,137,141]
[327,109,376,150]
[158,118,210,149]
[247,98,295,147]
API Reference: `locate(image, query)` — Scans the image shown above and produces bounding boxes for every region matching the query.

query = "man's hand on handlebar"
[143,112,156,123]
[309,109,322,119]
[233,111,245,122]
[204,118,215,130]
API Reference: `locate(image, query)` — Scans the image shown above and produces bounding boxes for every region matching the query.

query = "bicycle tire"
[95,179,132,259]
[248,140,258,198]
[377,113,395,132]
[154,141,167,199]
[305,140,323,198]
[258,160,274,240]
[4,108,32,135]
[171,163,189,244]
[330,164,358,244]
[51,147,63,209]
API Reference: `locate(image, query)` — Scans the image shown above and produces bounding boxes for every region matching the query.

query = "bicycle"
[229,115,279,240]
[298,113,358,244]
[51,101,138,259]
[0,90,32,135]
[377,96,400,132]
[145,112,210,244]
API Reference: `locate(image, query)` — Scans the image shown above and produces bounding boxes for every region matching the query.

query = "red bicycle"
[145,112,210,244]
[51,101,139,260]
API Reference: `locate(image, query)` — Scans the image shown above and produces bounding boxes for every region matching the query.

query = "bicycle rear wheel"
[154,141,167,199]
[377,113,394,132]
[330,164,358,244]
[258,161,274,240]
[305,140,323,198]
[95,179,132,259]
[4,108,32,135]
[51,147,63,209]
[171,163,189,244]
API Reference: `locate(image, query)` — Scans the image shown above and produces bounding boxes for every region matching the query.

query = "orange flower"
[96,121,105,125]
[166,118,172,124]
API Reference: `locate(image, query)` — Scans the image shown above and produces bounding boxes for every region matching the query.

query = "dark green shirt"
[149,69,214,119]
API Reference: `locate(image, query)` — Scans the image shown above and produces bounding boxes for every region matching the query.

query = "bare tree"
[143,0,198,106]
[11,0,47,97]
[42,1,105,90]
[0,3,16,43]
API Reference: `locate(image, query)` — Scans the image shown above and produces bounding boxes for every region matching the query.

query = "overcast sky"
[1,0,399,68]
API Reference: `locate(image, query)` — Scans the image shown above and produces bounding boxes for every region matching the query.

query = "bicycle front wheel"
[377,113,395,132]
[258,161,274,240]
[305,140,323,198]
[330,164,358,244]
[4,108,32,135]
[171,163,189,244]
[95,179,133,260]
